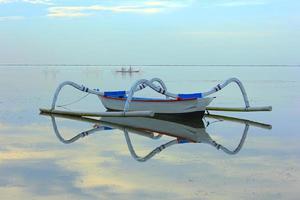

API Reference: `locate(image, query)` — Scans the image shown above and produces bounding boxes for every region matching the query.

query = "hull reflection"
[43,112,272,162]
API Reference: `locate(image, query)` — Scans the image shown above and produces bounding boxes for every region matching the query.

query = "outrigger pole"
[39,108,154,117]
[206,106,272,112]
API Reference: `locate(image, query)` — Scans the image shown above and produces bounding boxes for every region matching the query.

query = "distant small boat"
[116,66,139,73]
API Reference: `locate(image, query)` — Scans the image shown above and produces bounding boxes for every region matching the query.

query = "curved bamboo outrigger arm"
[43,111,271,162]
[211,124,250,155]
[134,78,168,95]
[123,78,178,112]
[45,113,175,162]
[124,130,179,162]
[123,123,250,161]
[51,81,103,110]
[149,78,170,99]
[124,77,272,112]
[49,80,154,117]
[50,78,171,112]
[47,112,178,161]
[202,77,250,108]
[48,114,161,145]
[50,77,271,113]
[50,115,103,144]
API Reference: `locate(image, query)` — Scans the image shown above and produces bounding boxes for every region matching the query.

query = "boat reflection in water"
[45,113,272,162]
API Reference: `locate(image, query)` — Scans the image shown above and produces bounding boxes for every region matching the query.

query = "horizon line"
[0,64,300,67]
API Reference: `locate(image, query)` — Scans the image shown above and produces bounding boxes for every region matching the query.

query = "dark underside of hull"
[106,109,205,128]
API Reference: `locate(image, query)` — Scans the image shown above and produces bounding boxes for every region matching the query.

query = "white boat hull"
[98,95,214,114]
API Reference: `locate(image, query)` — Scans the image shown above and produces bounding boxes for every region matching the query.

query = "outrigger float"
[40,77,272,117]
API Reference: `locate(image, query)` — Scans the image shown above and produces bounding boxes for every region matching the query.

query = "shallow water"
[0,66,299,200]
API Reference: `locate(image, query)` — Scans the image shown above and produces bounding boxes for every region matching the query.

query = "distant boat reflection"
[44,113,272,162]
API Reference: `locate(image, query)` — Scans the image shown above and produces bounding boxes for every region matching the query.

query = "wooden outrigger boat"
[44,77,272,118]
[40,77,273,162]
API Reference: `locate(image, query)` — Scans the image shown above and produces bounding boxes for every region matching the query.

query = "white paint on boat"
[98,95,214,114]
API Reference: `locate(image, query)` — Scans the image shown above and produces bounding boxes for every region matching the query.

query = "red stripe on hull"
[100,95,197,102]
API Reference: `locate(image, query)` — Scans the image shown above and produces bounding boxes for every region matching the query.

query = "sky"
[0,0,299,65]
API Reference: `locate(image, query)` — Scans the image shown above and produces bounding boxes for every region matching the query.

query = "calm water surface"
[0,66,299,199]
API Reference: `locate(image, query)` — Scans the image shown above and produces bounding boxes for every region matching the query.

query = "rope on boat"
[51,78,171,111]
[57,93,90,108]
[51,81,103,110]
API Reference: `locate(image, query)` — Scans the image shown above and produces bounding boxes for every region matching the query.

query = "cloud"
[23,0,52,5]
[47,1,192,18]
[0,0,16,3]
[0,159,95,199]
[181,31,272,38]
[1,0,191,18]
[215,0,267,7]
[0,16,24,21]
[0,0,52,4]
[48,5,160,17]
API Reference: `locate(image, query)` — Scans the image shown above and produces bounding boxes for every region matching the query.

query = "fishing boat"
[47,77,271,118]
[116,66,139,73]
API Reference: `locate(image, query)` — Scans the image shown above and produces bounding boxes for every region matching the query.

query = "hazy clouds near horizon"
[0,0,299,65]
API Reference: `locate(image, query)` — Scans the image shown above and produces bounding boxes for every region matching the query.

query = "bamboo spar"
[39,108,155,117]
[204,113,272,130]
[206,106,272,112]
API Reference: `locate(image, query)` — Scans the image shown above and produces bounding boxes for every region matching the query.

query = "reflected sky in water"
[0,66,300,199]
